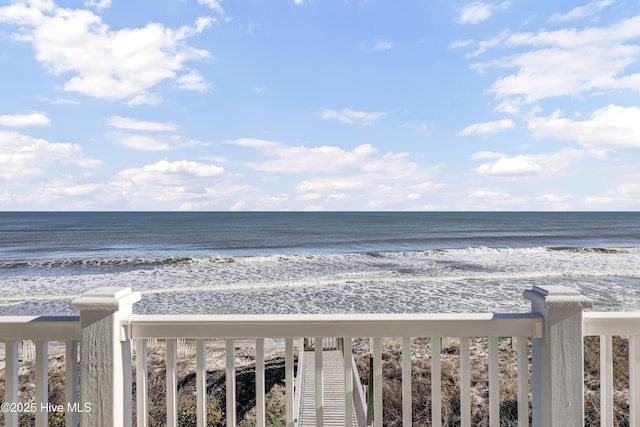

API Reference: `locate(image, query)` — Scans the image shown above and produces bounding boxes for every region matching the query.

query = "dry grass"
[0,337,633,426]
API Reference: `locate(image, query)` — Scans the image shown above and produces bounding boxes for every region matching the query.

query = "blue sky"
[1,0,639,211]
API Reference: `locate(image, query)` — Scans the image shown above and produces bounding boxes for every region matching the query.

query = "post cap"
[70,287,141,312]
[524,285,593,309]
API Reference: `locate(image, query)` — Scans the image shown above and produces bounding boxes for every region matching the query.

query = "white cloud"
[231,139,378,173]
[107,116,176,132]
[457,1,509,24]
[471,150,506,160]
[402,122,430,136]
[84,0,111,11]
[363,39,393,51]
[473,149,584,177]
[474,155,542,176]
[459,119,515,136]
[127,93,163,107]
[585,182,640,208]
[469,188,510,198]
[231,138,281,149]
[321,108,386,126]
[0,113,50,127]
[115,160,224,184]
[0,130,100,180]
[198,0,224,14]
[118,135,172,151]
[109,160,252,210]
[470,16,640,107]
[538,193,574,202]
[176,70,211,92]
[549,0,614,23]
[449,39,473,49]
[231,138,441,209]
[0,1,213,105]
[528,104,640,151]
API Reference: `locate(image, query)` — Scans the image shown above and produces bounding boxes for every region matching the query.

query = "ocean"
[1,211,639,315]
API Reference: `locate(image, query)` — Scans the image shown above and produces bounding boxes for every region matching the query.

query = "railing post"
[524,285,592,427]
[71,287,141,427]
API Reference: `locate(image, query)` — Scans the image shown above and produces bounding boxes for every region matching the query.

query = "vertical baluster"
[600,335,613,427]
[402,336,412,427]
[344,336,353,427]
[5,341,19,427]
[123,335,133,427]
[136,339,148,427]
[516,337,529,427]
[431,337,442,427]
[488,336,499,427]
[315,336,324,427]
[630,335,640,427]
[294,339,305,426]
[460,337,471,427]
[256,338,266,427]
[65,340,79,427]
[285,338,294,427]
[35,340,48,427]
[373,337,383,427]
[226,339,236,427]
[166,339,178,427]
[196,339,206,427]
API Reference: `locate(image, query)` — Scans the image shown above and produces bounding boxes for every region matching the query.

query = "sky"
[0,0,639,211]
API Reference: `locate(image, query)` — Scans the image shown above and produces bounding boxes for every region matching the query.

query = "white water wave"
[2,246,640,314]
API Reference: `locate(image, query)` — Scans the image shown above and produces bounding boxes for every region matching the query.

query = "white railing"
[125,312,542,427]
[0,285,639,426]
[0,316,80,427]
[583,312,640,427]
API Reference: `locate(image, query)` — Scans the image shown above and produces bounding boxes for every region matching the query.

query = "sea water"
[1,211,639,315]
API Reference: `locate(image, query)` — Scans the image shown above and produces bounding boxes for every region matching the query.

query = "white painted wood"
[516,336,529,427]
[460,337,471,427]
[65,340,79,427]
[5,340,19,427]
[285,338,295,427]
[299,350,357,426]
[315,336,324,426]
[351,353,368,427]
[343,336,353,427]
[71,287,140,427]
[431,337,442,427]
[630,336,640,427]
[600,335,613,427]
[226,339,236,427]
[524,285,592,427]
[0,316,80,340]
[123,337,133,427]
[294,339,305,426]
[34,340,48,427]
[488,336,499,427]
[256,338,266,427]
[136,339,148,427]
[125,312,543,340]
[373,337,383,427]
[166,338,177,427]
[402,336,412,427]
[196,339,206,427]
[584,312,640,335]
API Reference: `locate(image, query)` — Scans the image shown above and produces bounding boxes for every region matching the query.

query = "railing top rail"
[583,311,640,336]
[0,315,80,341]
[124,312,543,340]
